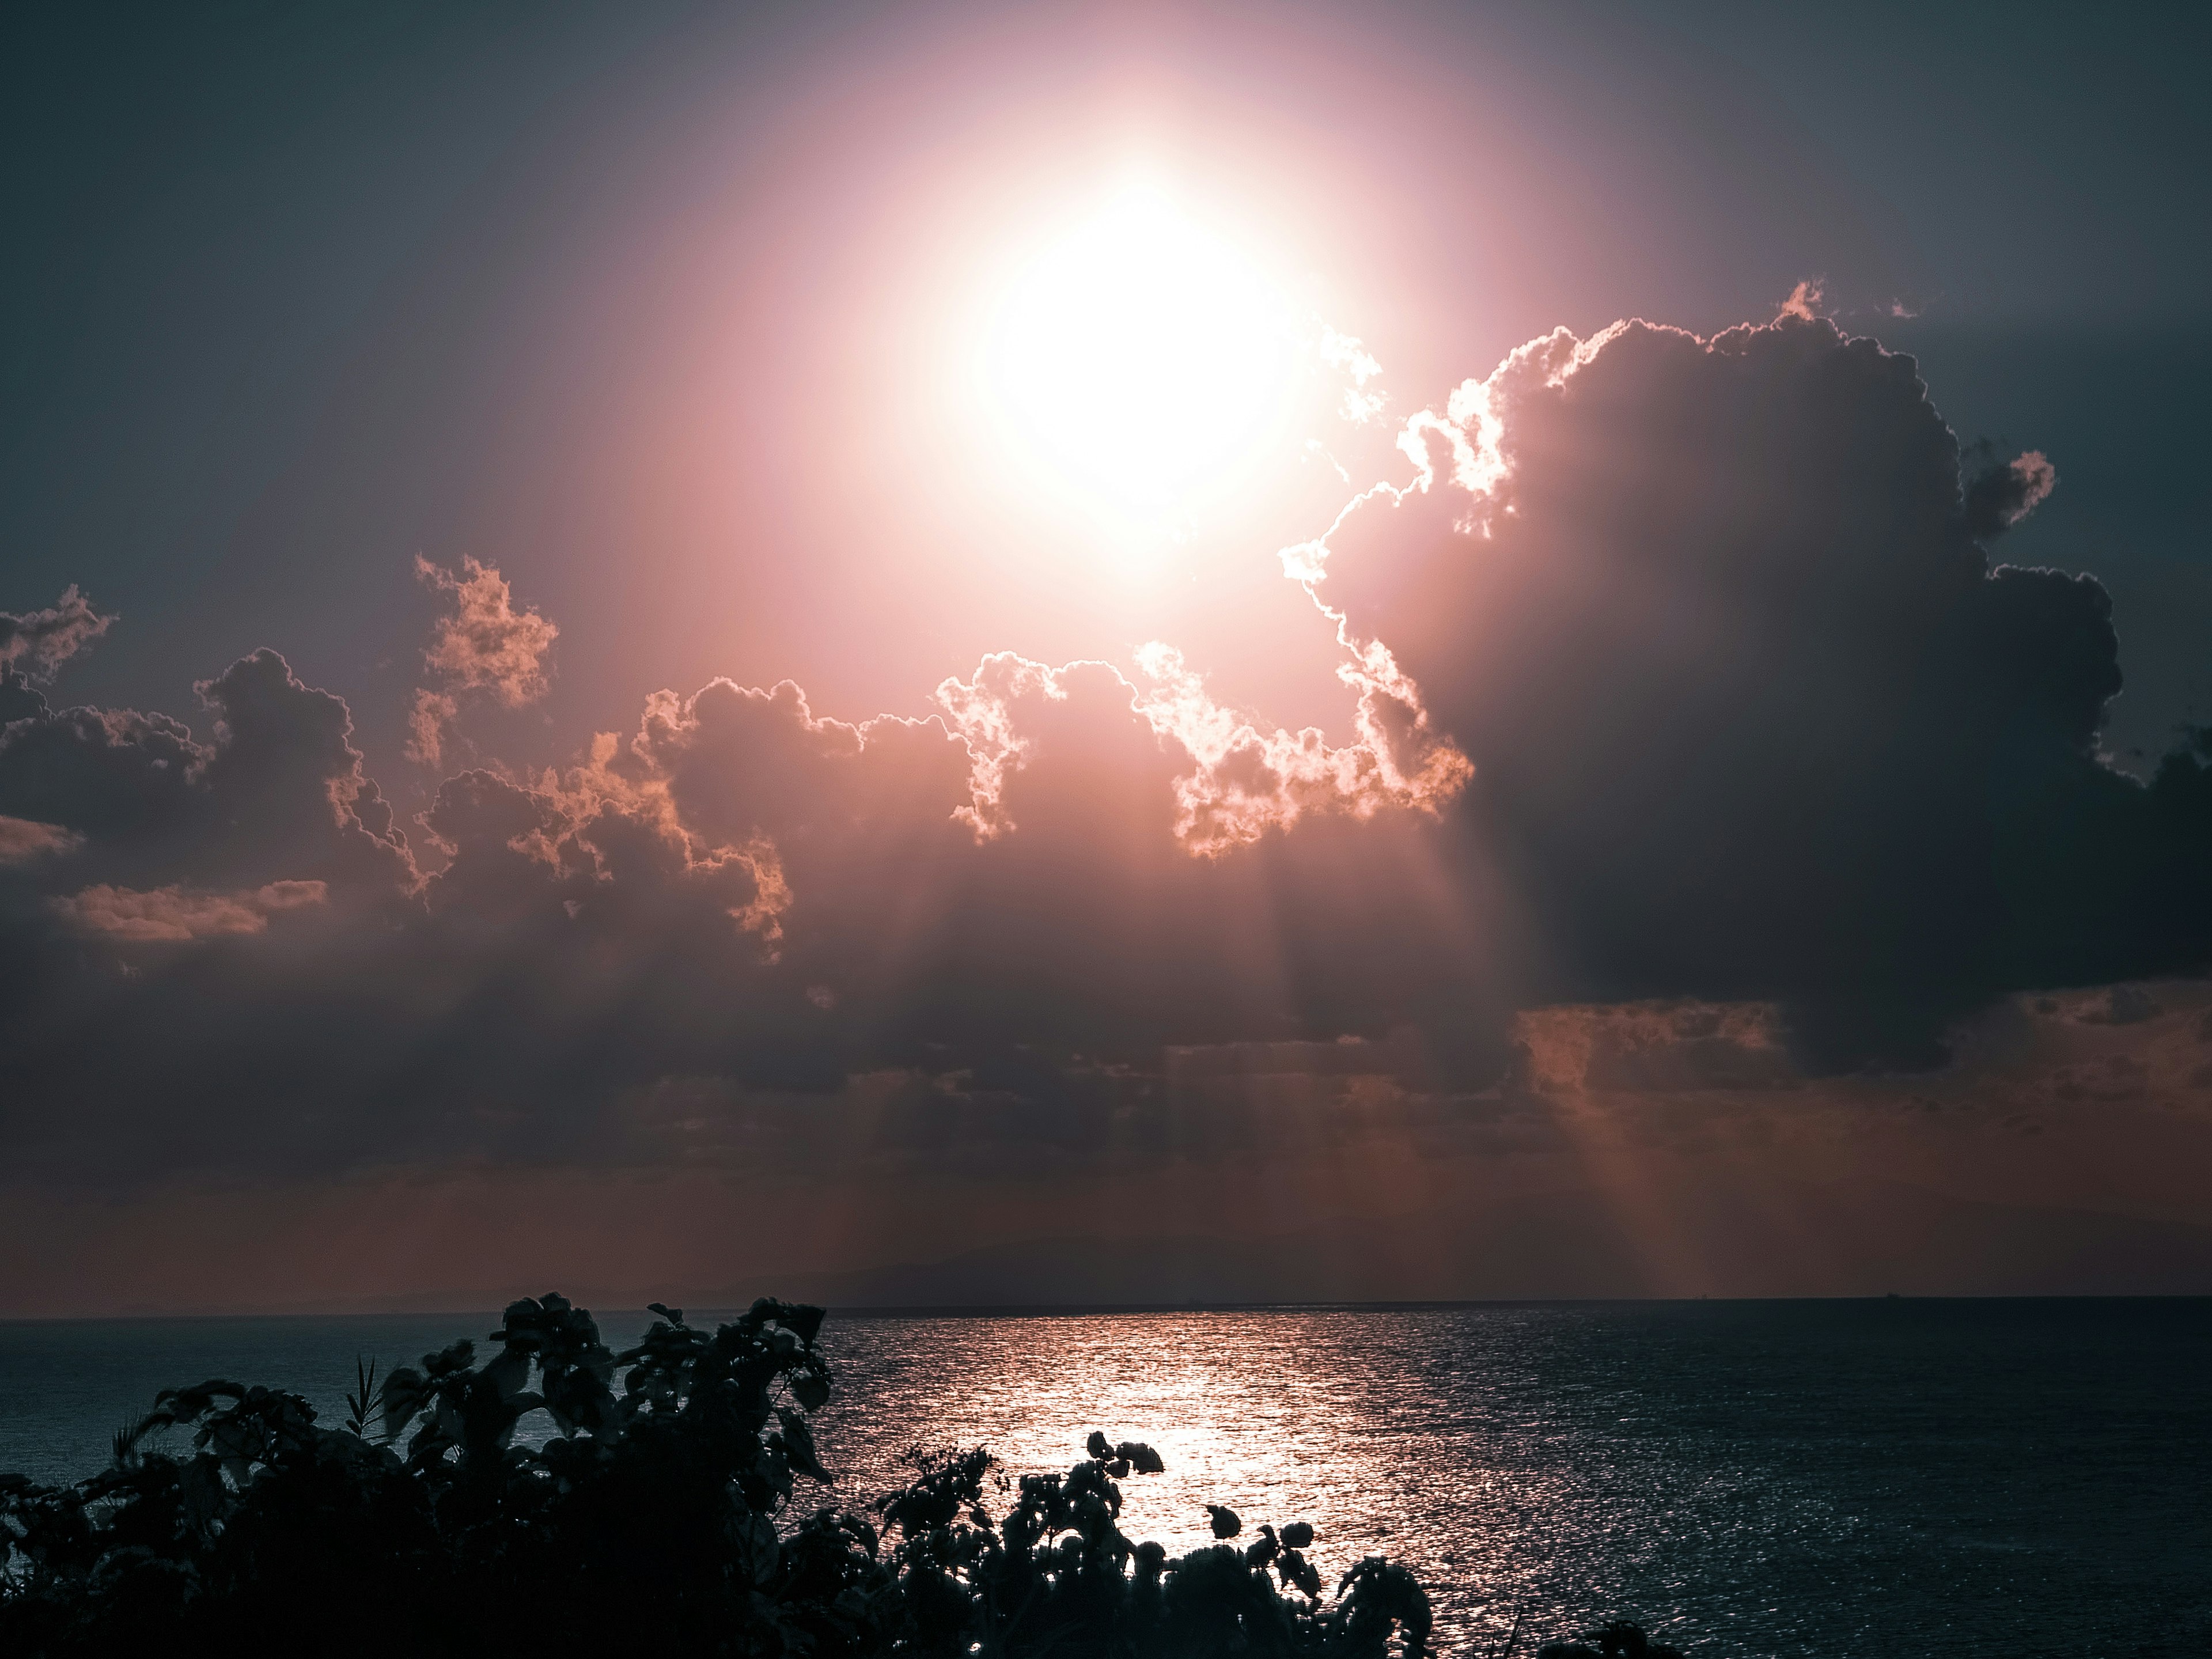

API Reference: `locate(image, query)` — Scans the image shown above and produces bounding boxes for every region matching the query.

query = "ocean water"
[1,1299,2206,1656]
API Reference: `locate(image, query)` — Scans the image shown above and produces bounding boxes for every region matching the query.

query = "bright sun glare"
[983,190,1298,518]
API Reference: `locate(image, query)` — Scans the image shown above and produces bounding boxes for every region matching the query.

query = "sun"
[980,188,1299,518]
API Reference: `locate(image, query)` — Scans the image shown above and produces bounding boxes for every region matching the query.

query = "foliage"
[1535,1621,1685,1659]
[0,1293,1446,1658]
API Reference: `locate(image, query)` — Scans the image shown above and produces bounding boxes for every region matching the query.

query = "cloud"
[0,646,412,895]
[0,816,80,864]
[407,556,558,765]
[1515,1001,1797,1095]
[0,586,114,681]
[925,646,1467,857]
[1300,312,2212,1066]
[12,978,2212,1313]
[1778,278,1825,321]
[1961,444,2058,537]
[417,556,558,703]
[1319,325,1385,423]
[407,690,461,771]
[1,306,2209,1231]
[1126,643,1468,855]
[53,879,328,941]
[2073,985,2162,1027]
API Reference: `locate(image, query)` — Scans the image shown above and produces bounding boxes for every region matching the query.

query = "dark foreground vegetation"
[0,1295,1679,1657]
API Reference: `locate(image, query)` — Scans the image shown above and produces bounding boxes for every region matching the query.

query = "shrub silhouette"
[1535,1620,1685,1659]
[0,1293,1450,1658]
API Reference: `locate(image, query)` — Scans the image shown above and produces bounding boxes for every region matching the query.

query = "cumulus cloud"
[0,645,412,896]
[0,586,115,682]
[407,556,558,766]
[54,879,328,941]
[1126,643,1469,854]
[929,647,1465,855]
[1300,311,2212,1066]
[1,306,2209,1218]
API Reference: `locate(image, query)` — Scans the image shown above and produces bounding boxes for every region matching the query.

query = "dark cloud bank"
[1310,316,2211,1067]
[4,314,2210,1301]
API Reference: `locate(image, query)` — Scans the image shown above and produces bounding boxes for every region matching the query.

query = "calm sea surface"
[1,1300,2206,1656]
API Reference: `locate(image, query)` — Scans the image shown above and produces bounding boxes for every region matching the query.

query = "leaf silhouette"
[0,1289,1461,1659]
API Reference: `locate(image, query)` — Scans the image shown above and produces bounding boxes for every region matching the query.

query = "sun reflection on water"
[809,1309,1599,1652]
[796,1302,2212,1657]
[2,1302,2199,1653]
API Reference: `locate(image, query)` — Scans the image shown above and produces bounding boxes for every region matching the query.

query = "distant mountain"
[254,1181,2212,1317]
[706,1181,2212,1309]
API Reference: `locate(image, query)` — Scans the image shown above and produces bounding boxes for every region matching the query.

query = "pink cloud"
[1777,277,1825,321]
[407,690,461,771]
[1130,643,1468,855]
[54,879,328,941]
[0,586,114,681]
[0,815,81,864]
[2001,449,2058,526]
[407,557,558,766]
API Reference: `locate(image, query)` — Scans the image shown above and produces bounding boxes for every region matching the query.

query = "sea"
[2,1298,2206,1657]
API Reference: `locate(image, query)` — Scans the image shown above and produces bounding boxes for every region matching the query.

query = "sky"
[3,0,2210,1315]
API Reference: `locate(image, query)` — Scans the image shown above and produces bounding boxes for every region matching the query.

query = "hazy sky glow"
[2,0,2210,1314]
